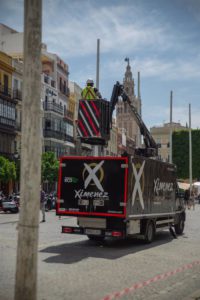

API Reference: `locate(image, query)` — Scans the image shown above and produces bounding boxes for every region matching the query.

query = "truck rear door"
[57,156,128,218]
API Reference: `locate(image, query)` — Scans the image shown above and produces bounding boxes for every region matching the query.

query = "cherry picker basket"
[77,99,111,145]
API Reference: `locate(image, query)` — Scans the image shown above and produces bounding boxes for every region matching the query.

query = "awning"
[65,141,75,148]
[177,182,190,190]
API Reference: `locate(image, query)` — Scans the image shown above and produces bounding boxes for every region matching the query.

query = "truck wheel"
[174,215,185,235]
[144,221,155,243]
[87,235,105,242]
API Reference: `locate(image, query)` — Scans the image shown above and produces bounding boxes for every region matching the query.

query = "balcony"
[13,89,22,101]
[43,129,65,140]
[64,109,74,120]
[59,84,70,97]
[43,101,63,115]
[0,116,16,129]
[0,84,12,98]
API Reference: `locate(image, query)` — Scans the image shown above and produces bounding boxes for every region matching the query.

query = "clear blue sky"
[1,0,200,128]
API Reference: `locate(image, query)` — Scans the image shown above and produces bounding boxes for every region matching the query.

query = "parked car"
[2,195,19,213]
[0,191,6,211]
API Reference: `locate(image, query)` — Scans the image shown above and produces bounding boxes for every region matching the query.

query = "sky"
[0,0,200,129]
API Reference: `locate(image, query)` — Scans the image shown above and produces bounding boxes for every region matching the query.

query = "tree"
[172,129,200,179]
[41,151,59,191]
[0,156,16,184]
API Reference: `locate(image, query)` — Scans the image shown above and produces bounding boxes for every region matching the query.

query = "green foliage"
[172,129,200,179]
[0,156,16,183]
[41,151,59,185]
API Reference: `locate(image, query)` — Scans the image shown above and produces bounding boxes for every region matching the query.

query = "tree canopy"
[172,129,200,179]
[41,151,59,186]
[0,156,16,183]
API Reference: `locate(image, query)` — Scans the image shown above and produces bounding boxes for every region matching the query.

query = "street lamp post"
[13,151,20,193]
[189,103,192,196]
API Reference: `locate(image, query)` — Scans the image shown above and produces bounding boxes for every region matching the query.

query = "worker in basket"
[81,78,102,100]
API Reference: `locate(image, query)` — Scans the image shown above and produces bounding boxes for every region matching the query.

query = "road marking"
[101,260,200,300]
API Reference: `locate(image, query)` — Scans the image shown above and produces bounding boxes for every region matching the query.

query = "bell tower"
[116,58,141,147]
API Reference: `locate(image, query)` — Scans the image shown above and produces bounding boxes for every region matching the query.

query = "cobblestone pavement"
[0,205,200,300]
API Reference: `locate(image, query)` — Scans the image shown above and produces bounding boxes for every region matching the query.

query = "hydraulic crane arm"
[110,81,158,157]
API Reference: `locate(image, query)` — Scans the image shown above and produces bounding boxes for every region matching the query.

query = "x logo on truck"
[83,161,104,192]
[131,161,145,209]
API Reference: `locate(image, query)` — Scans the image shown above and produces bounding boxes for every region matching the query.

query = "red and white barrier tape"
[101,260,200,300]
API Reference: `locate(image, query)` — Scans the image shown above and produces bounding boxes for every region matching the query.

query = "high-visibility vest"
[81,86,97,100]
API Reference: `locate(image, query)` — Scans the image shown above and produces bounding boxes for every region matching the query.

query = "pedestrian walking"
[190,189,196,210]
[184,189,189,209]
[40,186,46,222]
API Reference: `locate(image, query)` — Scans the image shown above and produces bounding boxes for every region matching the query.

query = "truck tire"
[174,215,185,235]
[87,235,105,242]
[144,221,155,243]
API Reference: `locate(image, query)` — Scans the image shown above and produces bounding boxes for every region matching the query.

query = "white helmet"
[86,78,94,85]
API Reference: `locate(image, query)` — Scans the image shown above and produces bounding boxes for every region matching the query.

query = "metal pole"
[15,1,42,300]
[137,71,141,147]
[94,38,101,156]
[189,103,192,195]
[169,91,173,163]
[96,38,100,90]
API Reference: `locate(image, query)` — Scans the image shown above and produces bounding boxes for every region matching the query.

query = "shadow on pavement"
[41,231,175,264]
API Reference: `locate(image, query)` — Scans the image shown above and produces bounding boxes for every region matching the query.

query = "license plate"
[78,199,89,206]
[85,229,101,235]
[93,199,104,206]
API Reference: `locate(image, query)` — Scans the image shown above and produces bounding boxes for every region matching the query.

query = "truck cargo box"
[57,156,180,217]
[57,155,185,242]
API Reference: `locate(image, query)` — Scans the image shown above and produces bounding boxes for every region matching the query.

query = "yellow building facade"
[0,51,13,92]
[0,51,16,195]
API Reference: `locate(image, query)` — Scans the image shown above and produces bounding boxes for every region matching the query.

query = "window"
[66,123,73,137]
[14,79,18,90]
[0,99,3,116]
[45,120,51,129]
[0,99,15,120]
[4,74,8,88]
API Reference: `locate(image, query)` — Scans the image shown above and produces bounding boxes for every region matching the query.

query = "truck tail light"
[63,227,73,233]
[112,231,122,237]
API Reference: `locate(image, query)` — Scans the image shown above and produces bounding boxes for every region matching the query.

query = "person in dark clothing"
[184,189,190,209]
[40,187,46,222]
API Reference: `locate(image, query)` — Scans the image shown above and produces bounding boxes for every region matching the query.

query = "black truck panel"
[57,156,128,218]
[126,157,177,217]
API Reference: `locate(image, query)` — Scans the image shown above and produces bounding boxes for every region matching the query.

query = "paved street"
[1,206,200,300]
